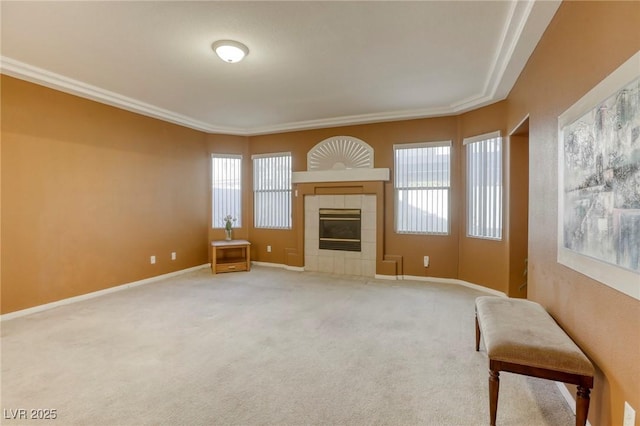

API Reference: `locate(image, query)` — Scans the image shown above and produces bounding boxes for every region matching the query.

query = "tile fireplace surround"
[304,194,376,277]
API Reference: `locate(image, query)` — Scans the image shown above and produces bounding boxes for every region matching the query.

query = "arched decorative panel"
[307,136,374,170]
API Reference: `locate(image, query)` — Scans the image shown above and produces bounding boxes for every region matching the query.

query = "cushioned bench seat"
[475,296,594,426]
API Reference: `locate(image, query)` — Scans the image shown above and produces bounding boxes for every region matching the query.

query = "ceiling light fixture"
[212,40,249,63]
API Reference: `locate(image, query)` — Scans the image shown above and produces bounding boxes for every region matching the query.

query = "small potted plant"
[223,215,236,240]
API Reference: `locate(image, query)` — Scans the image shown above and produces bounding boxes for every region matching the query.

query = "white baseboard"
[257,263,505,296]
[375,274,506,297]
[287,266,305,272]
[251,261,304,272]
[374,274,399,281]
[1,264,210,321]
[251,261,284,268]
[406,275,507,297]
[556,382,592,426]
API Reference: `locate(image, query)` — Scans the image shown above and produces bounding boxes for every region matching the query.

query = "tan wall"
[248,134,300,265]
[458,101,510,293]
[1,2,638,423]
[506,2,640,425]
[249,102,527,293]
[248,117,462,278]
[206,133,250,252]
[1,75,210,314]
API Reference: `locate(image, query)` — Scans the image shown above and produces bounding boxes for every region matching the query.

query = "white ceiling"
[1,1,560,136]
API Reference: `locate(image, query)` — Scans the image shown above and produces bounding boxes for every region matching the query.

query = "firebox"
[319,208,361,251]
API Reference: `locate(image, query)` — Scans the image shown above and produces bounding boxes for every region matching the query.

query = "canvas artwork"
[561,75,640,273]
[558,51,640,301]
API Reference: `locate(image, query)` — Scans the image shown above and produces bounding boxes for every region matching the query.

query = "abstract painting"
[558,52,640,300]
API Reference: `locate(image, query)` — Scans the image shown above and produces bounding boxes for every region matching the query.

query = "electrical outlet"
[171,252,176,260]
[423,256,430,267]
[267,245,272,253]
[624,401,636,426]
[150,255,156,264]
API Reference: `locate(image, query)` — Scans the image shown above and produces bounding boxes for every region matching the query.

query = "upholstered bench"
[475,296,594,426]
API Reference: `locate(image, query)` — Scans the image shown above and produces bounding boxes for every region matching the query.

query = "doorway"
[508,116,530,298]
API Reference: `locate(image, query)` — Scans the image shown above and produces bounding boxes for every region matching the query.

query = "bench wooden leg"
[489,369,500,426]
[475,315,480,351]
[576,386,591,426]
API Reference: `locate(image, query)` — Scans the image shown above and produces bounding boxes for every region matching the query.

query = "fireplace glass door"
[319,209,361,251]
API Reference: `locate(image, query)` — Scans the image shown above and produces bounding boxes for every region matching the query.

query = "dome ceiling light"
[212,40,249,63]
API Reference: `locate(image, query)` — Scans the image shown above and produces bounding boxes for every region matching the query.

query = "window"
[211,154,242,228]
[465,131,502,239]
[253,152,292,229]
[394,141,451,234]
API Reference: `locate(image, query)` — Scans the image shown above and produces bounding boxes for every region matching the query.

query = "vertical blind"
[394,141,451,234]
[253,152,292,229]
[465,132,502,239]
[211,154,242,228]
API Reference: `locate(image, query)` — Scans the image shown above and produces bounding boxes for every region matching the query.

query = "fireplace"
[319,208,361,251]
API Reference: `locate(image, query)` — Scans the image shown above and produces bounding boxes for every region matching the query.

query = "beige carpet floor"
[1,266,575,425]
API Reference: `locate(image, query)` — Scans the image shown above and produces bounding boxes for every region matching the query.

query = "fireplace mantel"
[293,136,390,184]
[286,135,389,275]
[292,168,389,184]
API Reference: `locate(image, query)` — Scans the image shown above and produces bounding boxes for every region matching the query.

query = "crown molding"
[489,0,562,100]
[484,0,534,99]
[0,56,246,135]
[0,57,458,134]
[246,106,457,136]
[448,92,502,115]
[0,1,560,137]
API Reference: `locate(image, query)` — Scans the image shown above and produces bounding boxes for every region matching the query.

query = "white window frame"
[252,152,292,229]
[394,141,452,235]
[211,153,242,229]
[464,131,503,240]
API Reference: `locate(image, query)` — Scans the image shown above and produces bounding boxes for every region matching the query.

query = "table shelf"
[211,240,251,274]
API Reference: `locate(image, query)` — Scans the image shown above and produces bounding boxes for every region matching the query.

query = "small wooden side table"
[211,240,251,274]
